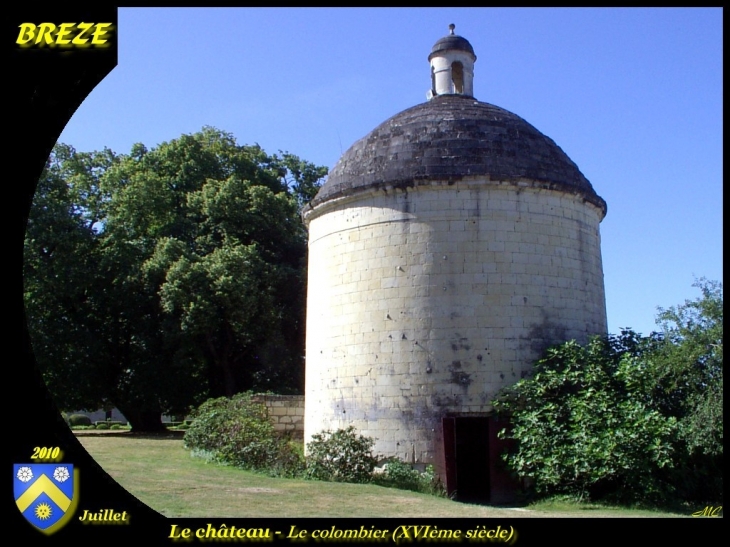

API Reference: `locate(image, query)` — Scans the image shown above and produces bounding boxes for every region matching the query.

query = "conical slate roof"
[306,94,606,215]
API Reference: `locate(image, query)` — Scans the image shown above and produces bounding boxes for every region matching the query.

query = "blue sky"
[57,7,723,337]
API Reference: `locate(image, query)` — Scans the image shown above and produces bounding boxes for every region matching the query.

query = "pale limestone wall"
[251,394,305,439]
[303,178,607,464]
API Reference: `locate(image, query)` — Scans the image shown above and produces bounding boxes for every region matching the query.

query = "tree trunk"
[118,407,165,432]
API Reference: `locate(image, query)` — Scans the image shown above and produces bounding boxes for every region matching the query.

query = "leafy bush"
[306,426,376,483]
[110,424,127,430]
[68,414,91,427]
[95,422,110,430]
[493,333,677,504]
[267,440,306,478]
[184,392,272,464]
[373,460,445,496]
[493,281,723,506]
[183,392,304,477]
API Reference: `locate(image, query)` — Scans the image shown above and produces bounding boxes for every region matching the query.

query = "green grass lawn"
[75,432,687,518]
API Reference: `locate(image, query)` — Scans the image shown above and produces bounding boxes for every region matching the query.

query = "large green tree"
[638,279,723,501]
[23,145,109,413]
[24,127,327,431]
[651,278,723,458]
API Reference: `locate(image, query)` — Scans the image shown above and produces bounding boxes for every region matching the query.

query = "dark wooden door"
[442,416,490,502]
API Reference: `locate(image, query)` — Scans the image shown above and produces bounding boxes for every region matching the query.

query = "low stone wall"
[251,394,305,440]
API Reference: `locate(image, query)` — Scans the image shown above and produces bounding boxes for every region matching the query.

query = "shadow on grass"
[451,497,530,510]
[73,429,185,439]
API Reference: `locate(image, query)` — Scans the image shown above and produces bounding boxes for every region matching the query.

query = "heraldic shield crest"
[14,463,79,534]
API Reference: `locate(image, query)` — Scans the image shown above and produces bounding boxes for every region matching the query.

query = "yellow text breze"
[16,23,113,48]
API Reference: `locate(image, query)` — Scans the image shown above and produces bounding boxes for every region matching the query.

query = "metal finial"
[449,24,455,35]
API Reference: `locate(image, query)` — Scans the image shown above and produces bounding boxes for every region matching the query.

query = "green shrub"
[268,440,306,478]
[184,392,271,463]
[493,334,677,504]
[110,424,126,430]
[183,392,304,477]
[95,422,110,430]
[306,426,376,483]
[373,460,446,496]
[68,414,91,427]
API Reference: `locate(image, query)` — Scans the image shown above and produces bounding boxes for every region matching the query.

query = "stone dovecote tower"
[301,25,607,502]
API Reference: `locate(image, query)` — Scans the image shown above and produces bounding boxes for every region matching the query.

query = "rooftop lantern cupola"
[427,24,477,100]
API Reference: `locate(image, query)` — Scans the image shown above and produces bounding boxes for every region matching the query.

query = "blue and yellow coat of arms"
[14,463,79,534]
